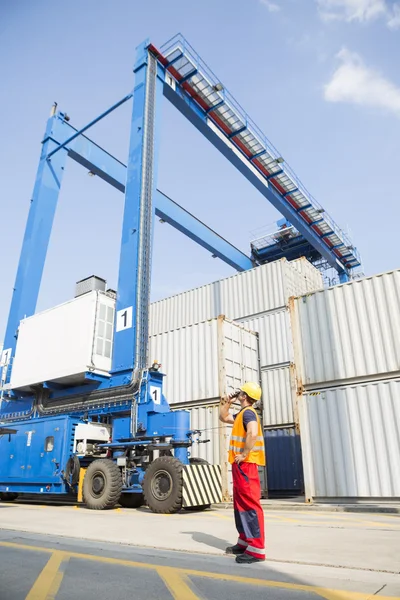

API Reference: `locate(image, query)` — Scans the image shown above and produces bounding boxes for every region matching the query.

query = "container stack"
[149,316,259,499]
[149,257,324,497]
[290,269,400,502]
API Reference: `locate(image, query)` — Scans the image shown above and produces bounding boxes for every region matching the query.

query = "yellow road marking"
[4,502,400,531]
[157,566,200,600]
[1,541,398,600]
[209,512,231,520]
[264,517,400,529]
[8,502,400,527]
[203,510,400,529]
[315,590,372,600]
[25,550,69,600]
[264,513,298,523]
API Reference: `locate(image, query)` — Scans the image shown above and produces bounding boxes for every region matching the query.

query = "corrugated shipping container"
[264,427,304,495]
[261,366,296,426]
[9,291,115,390]
[180,403,231,499]
[239,310,293,368]
[291,269,400,388]
[298,379,400,500]
[290,256,325,294]
[185,403,227,465]
[149,317,259,405]
[150,258,323,335]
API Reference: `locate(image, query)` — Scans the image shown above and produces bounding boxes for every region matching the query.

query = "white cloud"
[317,0,400,28]
[318,0,386,22]
[387,3,400,28]
[260,0,281,12]
[324,49,400,117]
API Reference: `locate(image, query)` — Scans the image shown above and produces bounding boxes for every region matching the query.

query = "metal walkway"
[150,34,361,277]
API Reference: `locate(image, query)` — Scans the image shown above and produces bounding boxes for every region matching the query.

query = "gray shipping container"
[149,316,259,405]
[298,379,400,501]
[290,269,400,389]
[150,258,323,336]
[150,258,322,429]
[261,365,296,426]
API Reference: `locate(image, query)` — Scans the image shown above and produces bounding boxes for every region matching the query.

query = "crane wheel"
[143,456,183,514]
[183,457,211,511]
[118,492,144,509]
[0,492,19,502]
[65,456,80,486]
[83,459,122,510]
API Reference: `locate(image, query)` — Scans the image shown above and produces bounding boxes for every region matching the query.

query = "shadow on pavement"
[182,531,232,551]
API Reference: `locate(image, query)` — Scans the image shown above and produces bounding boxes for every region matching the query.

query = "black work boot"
[235,553,265,564]
[225,543,246,555]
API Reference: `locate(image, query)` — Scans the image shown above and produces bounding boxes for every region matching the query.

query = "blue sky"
[1,0,399,338]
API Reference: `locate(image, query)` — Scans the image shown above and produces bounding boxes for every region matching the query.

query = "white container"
[290,256,325,294]
[10,291,115,390]
[261,365,296,426]
[298,379,400,501]
[290,269,400,389]
[239,309,293,368]
[150,258,323,335]
[149,316,260,405]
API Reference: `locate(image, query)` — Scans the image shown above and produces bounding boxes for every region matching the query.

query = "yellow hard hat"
[240,382,262,401]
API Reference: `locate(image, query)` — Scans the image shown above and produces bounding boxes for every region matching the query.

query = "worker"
[219,382,265,564]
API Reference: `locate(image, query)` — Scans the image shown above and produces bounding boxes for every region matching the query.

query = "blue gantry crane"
[0,34,360,511]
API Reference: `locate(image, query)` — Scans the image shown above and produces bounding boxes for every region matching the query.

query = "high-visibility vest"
[228,406,265,466]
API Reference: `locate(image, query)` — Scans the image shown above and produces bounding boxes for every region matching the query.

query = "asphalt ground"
[0,499,399,599]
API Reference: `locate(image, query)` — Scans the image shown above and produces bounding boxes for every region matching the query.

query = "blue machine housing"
[0,416,80,495]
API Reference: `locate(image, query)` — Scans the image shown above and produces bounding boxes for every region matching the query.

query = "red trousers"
[232,462,265,559]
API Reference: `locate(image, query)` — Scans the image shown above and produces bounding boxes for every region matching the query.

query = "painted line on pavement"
[0,540,398,600]
[157,566,200,600]
[26,550,69,600]
[2,503,400,530]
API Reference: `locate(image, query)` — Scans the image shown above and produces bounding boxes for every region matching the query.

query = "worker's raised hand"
[221,394,235,406]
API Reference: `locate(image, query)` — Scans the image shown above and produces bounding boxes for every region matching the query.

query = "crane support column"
[111,41,163,377]
[2,112,68,392]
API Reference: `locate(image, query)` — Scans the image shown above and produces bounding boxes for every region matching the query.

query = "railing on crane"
[148,33,361,276]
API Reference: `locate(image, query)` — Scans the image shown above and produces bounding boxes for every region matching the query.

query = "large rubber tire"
[118,493,144,509]
[184,457,211,511]
[65,456,80,486]
[143,456,183,514]
[0,492,18,502]
[83,459,122,510]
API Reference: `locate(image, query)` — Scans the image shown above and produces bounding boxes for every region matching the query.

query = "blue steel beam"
[250,150,266,160]
[155,190,253,271]
[50,119,252,272]
[3,116,68,360]
[1,113,68,413]
[205,99,224,113]
[161,81,347,274]
[47,94,133,159]
[179,69,197,84]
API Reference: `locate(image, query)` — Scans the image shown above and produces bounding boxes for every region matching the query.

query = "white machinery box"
[10,291,115,391]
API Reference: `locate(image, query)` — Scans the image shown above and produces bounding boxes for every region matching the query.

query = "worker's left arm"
[234,420,258,464]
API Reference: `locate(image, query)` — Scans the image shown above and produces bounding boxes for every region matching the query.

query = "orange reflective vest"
[228,406,265,466]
